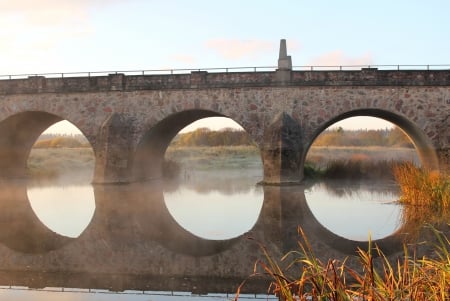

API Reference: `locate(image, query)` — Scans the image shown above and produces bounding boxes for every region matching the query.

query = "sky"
[2,0,449,134]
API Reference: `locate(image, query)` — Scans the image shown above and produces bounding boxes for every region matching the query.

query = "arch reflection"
[0,181,73,253]
[27,184,95,238]
[0,180,446,293]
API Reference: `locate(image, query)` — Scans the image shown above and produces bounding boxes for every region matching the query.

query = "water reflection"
[0,175,447,296]
[305,181,401,241]
[164,185,263,240]
[27,185,95,238]
[24,177,402,242]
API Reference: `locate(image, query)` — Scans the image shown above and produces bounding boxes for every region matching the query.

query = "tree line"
[312,127,413,148]
[172,128,255,147]
[172,126,413,148]
[32,127,413,148]
[33,134,90,148]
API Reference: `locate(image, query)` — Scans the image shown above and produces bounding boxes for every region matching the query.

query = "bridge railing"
[1,64,449,80]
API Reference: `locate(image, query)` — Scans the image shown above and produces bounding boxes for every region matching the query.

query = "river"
[0,168,413,300]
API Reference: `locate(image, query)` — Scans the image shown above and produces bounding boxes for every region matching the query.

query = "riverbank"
[26,145,419,181]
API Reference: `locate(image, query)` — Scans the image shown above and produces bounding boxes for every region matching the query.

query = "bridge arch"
[131,109,261,182]
[305,108,439,172]
[0,111,96,180]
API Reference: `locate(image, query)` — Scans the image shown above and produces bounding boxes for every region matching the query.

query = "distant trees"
[32,127,414,149]
[173,128,254,147]
[33,135,89,148]
[312,127,414,148]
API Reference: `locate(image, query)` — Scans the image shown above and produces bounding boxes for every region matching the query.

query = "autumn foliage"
[313,126,413,147]
[33,134,89,148]
[172,128,254,147]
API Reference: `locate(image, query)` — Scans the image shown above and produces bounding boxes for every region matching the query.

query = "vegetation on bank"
[172,126,413,148]
[392,162,450,235]
[237,164,450,300]
[313,126,413,148]
[238,227,450,301]
[27,127,419,181]
[34,134,90,148]
[27,148,94,180]
[171,128,255,147]
[393,162,450,209]
[306,158,400,180]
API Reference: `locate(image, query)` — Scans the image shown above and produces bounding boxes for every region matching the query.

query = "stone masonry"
[0,45,449,184]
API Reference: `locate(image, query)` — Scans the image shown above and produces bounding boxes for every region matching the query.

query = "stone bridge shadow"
[0,180,434,292]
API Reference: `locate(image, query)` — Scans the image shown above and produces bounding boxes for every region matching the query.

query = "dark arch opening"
[0,111,62,179]
[132,109,227,181]
[0,111,96,181]
[305,108,438,171]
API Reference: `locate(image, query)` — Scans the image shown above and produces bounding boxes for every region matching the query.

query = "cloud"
[205,39,276,60]
[308,50,373,67]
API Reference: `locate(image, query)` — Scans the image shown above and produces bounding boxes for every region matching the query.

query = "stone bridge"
[0,41,449,184]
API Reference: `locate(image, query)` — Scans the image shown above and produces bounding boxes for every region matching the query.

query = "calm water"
[2,174,404,300]
[26,178,401,241]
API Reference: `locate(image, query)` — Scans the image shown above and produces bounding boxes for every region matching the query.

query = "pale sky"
[2,0,448,134]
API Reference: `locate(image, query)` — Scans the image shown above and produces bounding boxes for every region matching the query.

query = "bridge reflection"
[0,180,446,294]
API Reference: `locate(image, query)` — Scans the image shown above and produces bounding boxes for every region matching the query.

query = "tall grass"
[322,159,398,180]
[392,162,450,210]
[392,163,450,237]
[237,227,450,300]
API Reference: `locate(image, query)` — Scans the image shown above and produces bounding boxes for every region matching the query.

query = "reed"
[237,227,450,300]
[392,162,450,209]
[321,159,398,180]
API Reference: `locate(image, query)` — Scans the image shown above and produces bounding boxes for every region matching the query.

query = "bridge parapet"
[1,69,450,95]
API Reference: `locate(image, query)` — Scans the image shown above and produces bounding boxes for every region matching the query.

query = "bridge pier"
[93,113,136,184]
[261,112,305,185]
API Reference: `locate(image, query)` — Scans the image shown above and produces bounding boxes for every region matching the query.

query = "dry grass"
[393,162,450,209]
[306,146,419,169]
[27,148,94,179]
[237,227,450,301]
[165,145,261,171]
[306,146,419,180]
[392,163,450,236]
[26,146,421,182]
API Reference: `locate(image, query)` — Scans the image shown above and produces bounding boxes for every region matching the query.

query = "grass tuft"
[238,227,450,300]
[393,162,450,209]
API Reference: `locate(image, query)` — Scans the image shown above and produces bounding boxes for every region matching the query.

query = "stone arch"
[305,108,439,172]
[274,185,405,256]
[0,181,73,253]
[131,109,260,182]
[0,111,96,180]
[83,181,241,256]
